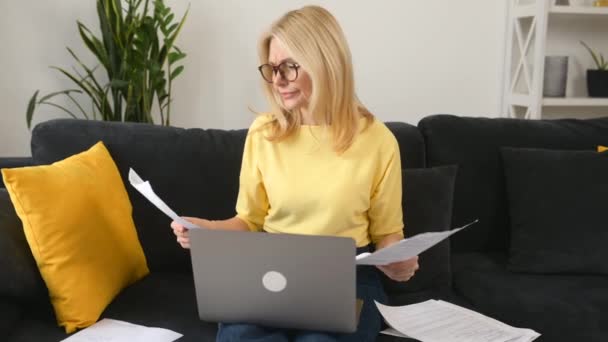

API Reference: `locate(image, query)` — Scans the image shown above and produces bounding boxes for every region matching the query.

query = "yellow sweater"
[236,115,404,247]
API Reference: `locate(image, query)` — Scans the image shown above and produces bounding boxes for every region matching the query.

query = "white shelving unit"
[502,0,608,119]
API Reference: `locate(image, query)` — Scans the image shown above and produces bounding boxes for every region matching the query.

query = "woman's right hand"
[171,217,214,249]
[171,219,191,249]
[171,216,251,249]
[171,216,210,249]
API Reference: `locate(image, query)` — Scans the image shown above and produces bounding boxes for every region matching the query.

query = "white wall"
[0,1,507,157]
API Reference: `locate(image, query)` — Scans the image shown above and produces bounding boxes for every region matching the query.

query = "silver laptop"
[189,229,357,333]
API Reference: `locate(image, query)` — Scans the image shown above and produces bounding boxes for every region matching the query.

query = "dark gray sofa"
[1,114,607,341]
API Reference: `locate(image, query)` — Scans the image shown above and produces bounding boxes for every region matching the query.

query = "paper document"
[60,318,182,342]
[377,300,540,342]
[129,168,201,229]
[356,220,478,265]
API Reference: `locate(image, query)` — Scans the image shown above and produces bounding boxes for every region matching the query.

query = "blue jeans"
[217,247,387,342]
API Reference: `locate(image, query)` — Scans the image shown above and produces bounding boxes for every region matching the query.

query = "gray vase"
[543,56,569,97]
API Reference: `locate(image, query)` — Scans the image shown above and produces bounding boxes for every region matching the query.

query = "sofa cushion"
[384,122,426,169]
[2,142,149,333]
[502,147,608,275]
[418,114,608,253]
[0,189,46,301]
[381,166,457,296]
[452,252,608,342]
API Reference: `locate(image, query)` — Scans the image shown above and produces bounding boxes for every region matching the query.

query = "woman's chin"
[281,101,301,111]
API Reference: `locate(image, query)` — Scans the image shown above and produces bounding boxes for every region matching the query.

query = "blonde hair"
[257,5,373,153]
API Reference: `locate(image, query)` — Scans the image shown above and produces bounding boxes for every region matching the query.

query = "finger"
[174,227,189,237]
[170,221,184,230]
[177,235,190,245]
[394,271,415,282]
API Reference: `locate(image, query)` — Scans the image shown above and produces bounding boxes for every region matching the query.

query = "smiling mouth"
[280,90,299,99]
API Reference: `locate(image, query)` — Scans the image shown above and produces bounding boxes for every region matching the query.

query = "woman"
[171,5,419,341]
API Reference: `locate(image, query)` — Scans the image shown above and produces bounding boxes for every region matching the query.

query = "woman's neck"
[300,108,317,125]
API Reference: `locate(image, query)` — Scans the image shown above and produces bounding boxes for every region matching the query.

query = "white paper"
[380,327,413,338]
[376,300,540,342]
[128,168,201,229]
[356,220,478,265]
[61,318,183,342]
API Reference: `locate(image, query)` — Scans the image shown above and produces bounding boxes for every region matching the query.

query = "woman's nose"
[272,72,288,86]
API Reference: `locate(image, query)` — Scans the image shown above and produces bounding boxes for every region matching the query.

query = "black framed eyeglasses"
[258,62,300,83]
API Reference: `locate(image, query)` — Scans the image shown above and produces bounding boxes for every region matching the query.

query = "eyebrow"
[268,58,296,65]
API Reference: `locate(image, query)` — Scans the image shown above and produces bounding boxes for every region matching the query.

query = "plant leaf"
[78,22,110,72]
[97,0,120,77]
[110,79,129,88]
[165,23,178,35]
[158,5,189,65]
[26,90,40,129]
[580,41,603,70]
[164,13,174,27]
[38,89,82,104]
[170,65,184,80]
[39,101,80,120]
[168,51,186,64]
[65,93,90,119]
[51,66,108,114]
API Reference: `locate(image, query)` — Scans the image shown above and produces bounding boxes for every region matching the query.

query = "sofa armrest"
[0,157,33,188]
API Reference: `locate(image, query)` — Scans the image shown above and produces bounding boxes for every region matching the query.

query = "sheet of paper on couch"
[356,219,478,265]
[60,318,182,342]
[376,300,540,342]
[128,168,201,229]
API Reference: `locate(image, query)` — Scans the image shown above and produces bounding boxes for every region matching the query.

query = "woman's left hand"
[377,256,419,282]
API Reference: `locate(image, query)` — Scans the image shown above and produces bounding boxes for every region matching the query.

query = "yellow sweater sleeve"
[368,137,404,243]
[235,118,270,232]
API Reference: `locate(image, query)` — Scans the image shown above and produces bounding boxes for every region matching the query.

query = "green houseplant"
[580,41,608,97]
[26,0,189,128]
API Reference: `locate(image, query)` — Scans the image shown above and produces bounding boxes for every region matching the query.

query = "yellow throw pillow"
[1,141,149,333]
[599,145,608,153]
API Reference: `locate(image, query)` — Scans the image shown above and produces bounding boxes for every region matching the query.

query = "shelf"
[509,94,608,107]
[504,1,608,119]
[550,5,608,15]
[513,5,608,18]
[543,97,608,106]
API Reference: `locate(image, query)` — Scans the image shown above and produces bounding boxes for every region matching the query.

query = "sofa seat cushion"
[7,317,69,342]
[7,272,218,342]
[452,253,608,342]
[101,272,218,342]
